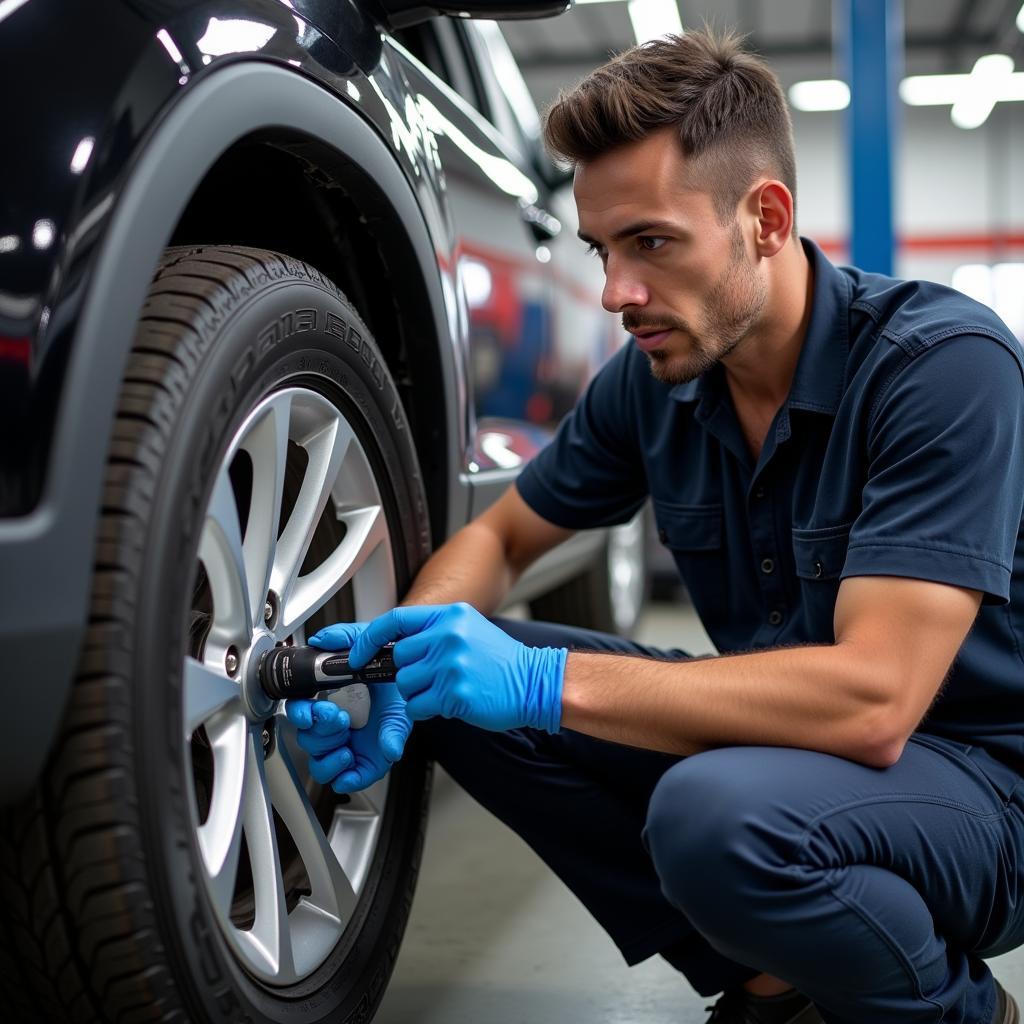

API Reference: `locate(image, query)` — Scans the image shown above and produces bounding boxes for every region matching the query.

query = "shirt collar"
[669,237,850,416]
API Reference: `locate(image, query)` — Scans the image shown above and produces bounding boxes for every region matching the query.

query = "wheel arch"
[167,129,455,549]
[0,61,460,802]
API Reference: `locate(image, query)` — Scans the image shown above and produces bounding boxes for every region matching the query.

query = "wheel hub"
[241,631,276,720]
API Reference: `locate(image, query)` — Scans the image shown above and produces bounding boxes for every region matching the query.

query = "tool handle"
[259,644,397,700]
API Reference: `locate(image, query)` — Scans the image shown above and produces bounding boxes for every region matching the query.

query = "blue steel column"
[840,0,904,274]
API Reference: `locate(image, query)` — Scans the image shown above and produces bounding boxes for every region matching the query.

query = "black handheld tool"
[259,643,398,700]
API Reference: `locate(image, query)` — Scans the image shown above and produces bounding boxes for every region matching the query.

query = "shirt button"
[761,558,775,574]
[768,609,784,626]
[754,487,766,500]
[814,561,824,578]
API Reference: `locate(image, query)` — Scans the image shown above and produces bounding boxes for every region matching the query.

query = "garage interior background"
[508,0,1024,331]
[377,1,1024,1022]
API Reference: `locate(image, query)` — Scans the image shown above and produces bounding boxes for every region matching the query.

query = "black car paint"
[0,0,597,800]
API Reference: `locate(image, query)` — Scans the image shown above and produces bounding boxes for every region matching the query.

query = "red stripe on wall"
[817,232,1024,257]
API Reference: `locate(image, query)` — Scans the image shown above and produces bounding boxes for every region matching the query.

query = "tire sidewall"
[131,275,431,1023]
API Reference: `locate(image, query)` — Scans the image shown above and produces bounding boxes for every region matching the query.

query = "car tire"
[528,512,649,637]
[0,245,433,1023]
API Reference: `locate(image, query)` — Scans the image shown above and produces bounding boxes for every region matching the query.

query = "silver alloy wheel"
[182,386,397,986]
[607,514,646,635]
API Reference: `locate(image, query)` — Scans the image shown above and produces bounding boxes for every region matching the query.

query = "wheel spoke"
[265,737,357,925]
[240,391,291,625]
[184,656,243,737]
[280,504,388,636]
[200,470,252,646]
[241,726,295,978]
[196,713,247,916]
[270,415,354,623]
[341,779,387,819]
[327,777,387,894]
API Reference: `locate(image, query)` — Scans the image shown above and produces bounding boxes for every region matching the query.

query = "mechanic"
[286,30,1024,1024]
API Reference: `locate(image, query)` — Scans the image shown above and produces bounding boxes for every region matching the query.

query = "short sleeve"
[515,344,648,529]
[842,334,1024,604]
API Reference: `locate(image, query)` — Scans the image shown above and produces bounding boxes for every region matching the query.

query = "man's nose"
[601,260,648,313]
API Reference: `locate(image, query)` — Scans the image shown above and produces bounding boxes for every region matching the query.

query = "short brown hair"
[543,29,797,229]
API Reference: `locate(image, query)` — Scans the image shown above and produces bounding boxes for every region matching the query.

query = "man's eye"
[639,237,666,252]
[585,243,605,259]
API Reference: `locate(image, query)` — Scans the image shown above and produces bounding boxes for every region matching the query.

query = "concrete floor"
[375,601,1024,1023]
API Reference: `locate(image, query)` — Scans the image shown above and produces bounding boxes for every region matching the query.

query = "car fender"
[0,60,461,801]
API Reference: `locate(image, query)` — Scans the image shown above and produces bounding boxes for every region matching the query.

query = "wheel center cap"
[242,631,277,720]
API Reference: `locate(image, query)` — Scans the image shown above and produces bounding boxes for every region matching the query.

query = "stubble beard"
[644,225,768,387]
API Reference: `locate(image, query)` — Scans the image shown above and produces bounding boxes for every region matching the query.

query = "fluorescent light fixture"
[899,70,1024,104]
[627,0,682,45]
[789,79,850,111]
[951,54,1014,128]
[1017,3,1024,32]
[899,73,968,105]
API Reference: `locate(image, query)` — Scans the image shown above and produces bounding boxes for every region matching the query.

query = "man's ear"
[749,180,794,257]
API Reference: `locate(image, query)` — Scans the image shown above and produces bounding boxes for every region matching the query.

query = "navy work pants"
[416,618,1024,1024]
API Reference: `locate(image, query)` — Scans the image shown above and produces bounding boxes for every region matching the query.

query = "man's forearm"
[401,520,517,613]
[560,642,902,768]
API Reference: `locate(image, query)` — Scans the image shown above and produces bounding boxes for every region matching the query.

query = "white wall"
[792,102,1024,259]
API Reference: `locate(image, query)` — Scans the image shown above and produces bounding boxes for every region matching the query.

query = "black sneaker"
[995,980,1021,1024]
[704,987,824,1023]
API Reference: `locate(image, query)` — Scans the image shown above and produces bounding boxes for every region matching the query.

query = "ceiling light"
[899,70,1024,104]
[1017,3,1024,32]
[788,79,850,111]
[951,54,1014,129]
[899,73,968,105]
[626,0,682,45]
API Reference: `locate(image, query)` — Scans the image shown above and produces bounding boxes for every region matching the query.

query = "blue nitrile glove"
[285,622,411,793]
[348,602,567,734]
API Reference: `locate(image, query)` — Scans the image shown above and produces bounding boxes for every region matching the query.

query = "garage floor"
[375,601,1024,1023]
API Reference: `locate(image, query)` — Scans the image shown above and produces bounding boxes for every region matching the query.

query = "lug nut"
[225,647,240,677]
[264,592,279,628]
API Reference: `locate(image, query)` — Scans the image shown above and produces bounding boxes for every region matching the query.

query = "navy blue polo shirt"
[517,239,1024,768]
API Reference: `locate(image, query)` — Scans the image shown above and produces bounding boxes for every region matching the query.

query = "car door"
[388,20,561,516]
[466,20,622,426]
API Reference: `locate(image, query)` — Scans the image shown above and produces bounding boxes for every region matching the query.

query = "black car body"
[0,2,652,1019]
[0,0,632,800]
